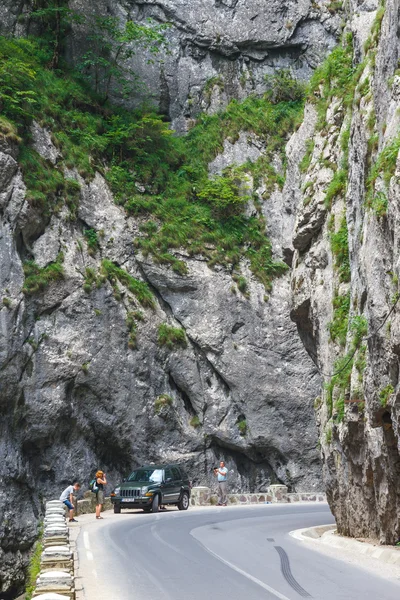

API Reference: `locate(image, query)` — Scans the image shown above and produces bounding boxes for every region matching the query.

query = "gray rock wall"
[0,121,321,598]
[0,1,347,596]
[290,0,400,544]
[68,0,341,131]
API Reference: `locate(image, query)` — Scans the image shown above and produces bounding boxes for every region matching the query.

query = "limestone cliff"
[0,2,342,598]
[291,0,400,545]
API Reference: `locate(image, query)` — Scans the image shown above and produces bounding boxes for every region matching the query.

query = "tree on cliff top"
[28,1,168,103]
[76,15,169,104]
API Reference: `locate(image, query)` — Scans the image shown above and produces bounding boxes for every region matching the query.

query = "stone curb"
[31,500,75,600]
[290,524,400,566]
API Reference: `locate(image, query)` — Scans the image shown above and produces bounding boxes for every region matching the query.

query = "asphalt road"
[76,504,400,600]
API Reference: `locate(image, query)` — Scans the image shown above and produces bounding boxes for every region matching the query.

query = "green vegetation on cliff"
[0,23,302,292]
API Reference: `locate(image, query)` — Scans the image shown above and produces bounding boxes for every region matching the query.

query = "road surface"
[76,504,400,600]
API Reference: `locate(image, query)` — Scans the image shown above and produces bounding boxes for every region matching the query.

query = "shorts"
[96,490,104,505]
[63,499,74,510]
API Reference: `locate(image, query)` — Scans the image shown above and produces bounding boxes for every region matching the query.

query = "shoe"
[222,503,227,506]
[96,516,104,519]
[69,518,78,522]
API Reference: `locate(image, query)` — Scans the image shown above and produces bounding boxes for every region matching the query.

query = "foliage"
[83,267,102,293]
[197,174,250,217]
[25,526,43,600]
[330,214,351,283]
[300,139,315,173]
[76,15,168,104]
[324,169,347,208]
[327,1,343,14]
[189,415,201,428]
[101,260,154,308]
[233,274,249,296]
[328,292,350,346]
[84,228,99,254]
[325,425,333,445]
[264,69,305,104]
[23,254,64,295]
[309,34,355,128]
[325,316,368,419]
[28,0,82,69]
[366,136,400,209]
[379,384,394,407]
[237,419,247,436]
[370,191,388,218]
[155,393,173,413]
[364,3,385,54]
[0,37,38,119]
[0,33,302,293]
[158,323,187,350]
[126,312,139,349]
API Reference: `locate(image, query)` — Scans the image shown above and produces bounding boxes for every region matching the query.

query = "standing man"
[215,461,228,506]
[60,482,81,522]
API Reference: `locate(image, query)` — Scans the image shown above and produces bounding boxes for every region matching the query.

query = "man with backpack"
[60,482,81,522]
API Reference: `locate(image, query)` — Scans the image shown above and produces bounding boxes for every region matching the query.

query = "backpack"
[89,478,98,493]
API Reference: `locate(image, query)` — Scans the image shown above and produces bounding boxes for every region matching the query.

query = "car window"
[171,467,180,480]
[164,468,173,481]
[128,469,163,483]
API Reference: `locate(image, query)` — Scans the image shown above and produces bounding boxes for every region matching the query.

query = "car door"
[161,468,178,504]
[171,466,183,502]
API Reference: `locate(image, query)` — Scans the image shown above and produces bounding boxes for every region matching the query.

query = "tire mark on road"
[274,546,312,598]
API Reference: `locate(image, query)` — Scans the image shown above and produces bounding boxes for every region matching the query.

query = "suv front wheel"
[114,504,121,514]
[151,494,159,513]
[178,491,189,511]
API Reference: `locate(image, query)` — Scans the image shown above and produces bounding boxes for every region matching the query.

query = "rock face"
[0,120,321,596]
[0,1,347,597]
[70,0,341,131]
[291,0,400,545]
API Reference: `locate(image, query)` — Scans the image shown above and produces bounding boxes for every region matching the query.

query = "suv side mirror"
[165,477,172,483]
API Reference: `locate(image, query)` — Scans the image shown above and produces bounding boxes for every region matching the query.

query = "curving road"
[76,504,400,600]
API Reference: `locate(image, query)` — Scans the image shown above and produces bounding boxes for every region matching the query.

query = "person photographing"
[214,461,228,506]
[94,470,107,519]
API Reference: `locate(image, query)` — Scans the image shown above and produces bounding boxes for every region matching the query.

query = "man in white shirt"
[60,482,81,522]
[215,461,228,506]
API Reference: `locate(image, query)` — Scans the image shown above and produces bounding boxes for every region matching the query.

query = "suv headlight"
[114,487,121,496]
[141,486,149,495]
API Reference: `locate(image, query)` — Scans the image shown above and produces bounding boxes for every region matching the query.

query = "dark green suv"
[111,464,191,513]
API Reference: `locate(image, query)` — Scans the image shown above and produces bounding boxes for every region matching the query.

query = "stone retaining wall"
[75,491,112,515]
[190,485,327,506]
[32,500,75,600]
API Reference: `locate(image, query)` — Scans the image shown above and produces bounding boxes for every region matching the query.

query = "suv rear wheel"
[151,494,159,513]
[178,491,189,511]
[114,504,121,514]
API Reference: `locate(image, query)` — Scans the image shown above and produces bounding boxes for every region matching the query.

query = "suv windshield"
[128,469,164,483]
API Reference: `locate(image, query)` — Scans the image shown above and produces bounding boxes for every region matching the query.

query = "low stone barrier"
[31,500,75,600]
[74,491,112,515]
[190,484,326,506]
